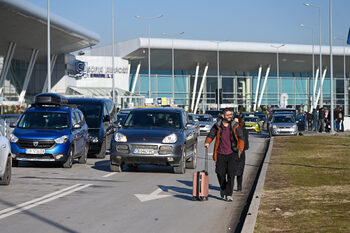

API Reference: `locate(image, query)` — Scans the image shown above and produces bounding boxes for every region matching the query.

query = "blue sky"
[27,0,350,47]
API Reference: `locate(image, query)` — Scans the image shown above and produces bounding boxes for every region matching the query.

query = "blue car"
[10,93,89,168]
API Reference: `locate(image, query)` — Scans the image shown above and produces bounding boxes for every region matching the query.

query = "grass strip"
[255,135,350,233]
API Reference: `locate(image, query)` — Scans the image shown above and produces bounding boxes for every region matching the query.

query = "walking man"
[204,108,245,201]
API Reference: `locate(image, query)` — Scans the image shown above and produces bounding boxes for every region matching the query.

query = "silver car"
[0,131,12,185]
[195,114,214,136]
[269,114,298,136]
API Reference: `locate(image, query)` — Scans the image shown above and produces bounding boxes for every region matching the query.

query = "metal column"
[131,63,141,94]
[18,49,39,104]
[42,54,57,93]
[253,65,262,111]
[314,67,327,109]
[257,66,271,109]
[0,42,16,95]
[194,63,209,114]
[191,63,200,111]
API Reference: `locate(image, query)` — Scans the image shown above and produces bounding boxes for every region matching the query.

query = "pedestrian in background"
[312,109,319,132]
[233,115,249,192]
[205,108,245,202]
[318,107,325,133]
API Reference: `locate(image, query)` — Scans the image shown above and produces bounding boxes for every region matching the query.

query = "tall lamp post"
[161,32,184,103]
[111,0,115,103]
[215,40,228,110]
[47,0,51,92]
[135,14,163,99]
[334,37,347,116]
[329,0,334,133]
[300,24,315,109]
[270,44,285,106]
[304,3,322,107]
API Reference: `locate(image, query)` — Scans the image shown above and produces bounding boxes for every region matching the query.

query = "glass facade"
[129,71,349,114]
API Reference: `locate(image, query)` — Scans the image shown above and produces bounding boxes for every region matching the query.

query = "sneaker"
[226,196,233,202]
[220,190,225,199]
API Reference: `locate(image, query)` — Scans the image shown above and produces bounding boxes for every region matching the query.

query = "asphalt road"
[0,133,269,233]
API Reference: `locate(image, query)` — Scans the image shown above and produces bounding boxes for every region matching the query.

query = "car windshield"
[124,111,181,129]
[255,114,266,121]
[18,112,69,129]
[272,115,295,123]
[196,115,213,122]
[244,117,259,122]
[116,114,127,124]
[75,104,102,128]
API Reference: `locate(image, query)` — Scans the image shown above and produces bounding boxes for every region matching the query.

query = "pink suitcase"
[192,148,209,201]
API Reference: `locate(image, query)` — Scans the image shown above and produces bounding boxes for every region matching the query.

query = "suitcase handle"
[205,147,208,174]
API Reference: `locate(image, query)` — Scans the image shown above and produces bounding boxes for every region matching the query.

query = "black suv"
[68,98,117,158]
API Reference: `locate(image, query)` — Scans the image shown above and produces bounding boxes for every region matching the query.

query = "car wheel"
[173,147,186,174]
[78,144,88,164]
[96,139,106,159]
[110,163,122,172]
[186,144,197,169]
[62,147,73,168]
[0,156,11,185]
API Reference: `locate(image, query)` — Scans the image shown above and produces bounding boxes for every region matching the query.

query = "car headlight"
[162,133,177,144]
[205,125,211,128]
[272,125,278,129]
[291,125,296,129]
[54,135,68,144]
[114,132,127,142]
[10,134,18,143]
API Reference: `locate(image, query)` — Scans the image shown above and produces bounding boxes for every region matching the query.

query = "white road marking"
[0,184,92,220]
[102,173,116,178]
[135,188,172,202]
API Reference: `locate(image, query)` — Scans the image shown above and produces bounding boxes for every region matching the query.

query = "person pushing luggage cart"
[204,108,245,202]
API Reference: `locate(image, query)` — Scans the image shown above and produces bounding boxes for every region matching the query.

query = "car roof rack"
[32,93,68,107]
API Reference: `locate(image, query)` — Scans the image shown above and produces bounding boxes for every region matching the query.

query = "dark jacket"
[205,119,245,161]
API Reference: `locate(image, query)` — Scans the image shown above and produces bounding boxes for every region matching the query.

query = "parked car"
[110,108,198,174]
[68,98,118,158]
[0,131,11,185]
[187,113,200,135]
[269,113,298,136]
[10,93,89,168]
[254,112,267,129]
[195,114,214,135]
[243,115,262,133]
[205,110,221,122]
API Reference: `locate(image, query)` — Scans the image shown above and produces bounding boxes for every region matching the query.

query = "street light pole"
[304,3,322,107]
[161,32,184,103]
[47,0,51,92]
[135,14,163,99]
[329,0,334,133]
[217,42,220,110]
[300,24,315,109]
[111,0,115,103]
[335,37,347,116]
[270,44,285,106]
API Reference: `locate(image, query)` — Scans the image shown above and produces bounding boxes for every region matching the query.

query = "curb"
[241,137,274,233]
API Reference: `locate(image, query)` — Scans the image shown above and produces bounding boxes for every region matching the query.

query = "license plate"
[133,148,154,155]
[26,149,46,154]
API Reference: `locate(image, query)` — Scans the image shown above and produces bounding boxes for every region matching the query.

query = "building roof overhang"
[0,0,100,62]
[94,38,350,74]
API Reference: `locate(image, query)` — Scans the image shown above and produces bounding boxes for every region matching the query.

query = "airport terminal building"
[1,0,350,115]
[90,38,350,114]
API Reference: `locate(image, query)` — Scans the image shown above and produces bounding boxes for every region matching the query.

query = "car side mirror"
[73,123,81,129]
[103,115,110,122]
